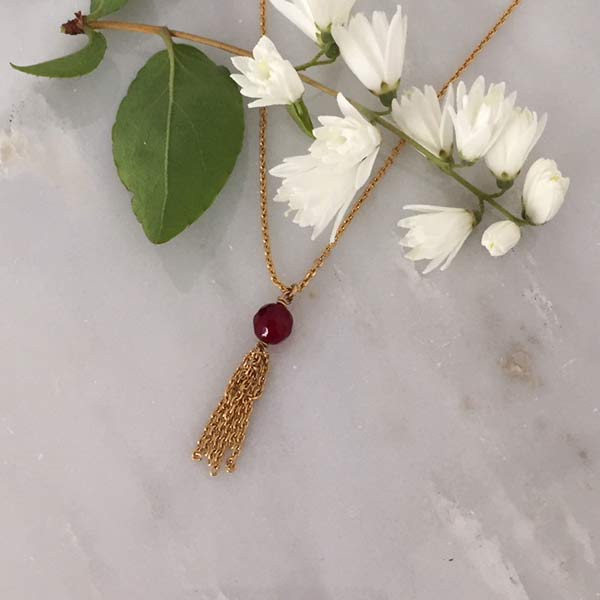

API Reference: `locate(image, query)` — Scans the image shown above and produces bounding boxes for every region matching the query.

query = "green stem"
[440,167,527,225]
[295,49,326,71]
[483,197,528,224]
[372,107,392,117]
[297,57,336,71]
[371,115,528,226]
[158,26,173,51]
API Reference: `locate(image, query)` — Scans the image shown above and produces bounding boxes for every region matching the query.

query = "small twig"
[88,20,341,97]
[88,20,253,57]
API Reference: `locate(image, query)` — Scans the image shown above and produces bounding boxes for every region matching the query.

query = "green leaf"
[112,42,244,244]
[11,28,107,78]
[89,0,129,20]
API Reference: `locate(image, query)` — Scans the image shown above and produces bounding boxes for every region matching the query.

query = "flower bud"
[481,221,521,256]
[522,158,570,224]
[485,107,547,182]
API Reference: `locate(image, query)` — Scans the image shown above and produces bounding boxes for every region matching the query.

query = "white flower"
[332,6,408,95]
[481,220,521,256]
[270,94,381,242]
[398,205,475,273]
[485,107,547,181]
[448,76,516,163]
[230,36,304,108]
[270,0,357,43]
[522,158,570,224]
[391,85,454,159]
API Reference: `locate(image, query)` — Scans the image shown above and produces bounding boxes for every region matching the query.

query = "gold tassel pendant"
[193,300,294,476]
[192,341,270,476]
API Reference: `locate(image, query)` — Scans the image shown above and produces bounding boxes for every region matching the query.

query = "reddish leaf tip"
[62,11,86,36]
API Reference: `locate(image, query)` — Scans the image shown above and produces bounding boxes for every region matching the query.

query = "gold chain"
[258,0,523,301]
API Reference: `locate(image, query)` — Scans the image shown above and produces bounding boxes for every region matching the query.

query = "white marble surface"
[1,1,599,598]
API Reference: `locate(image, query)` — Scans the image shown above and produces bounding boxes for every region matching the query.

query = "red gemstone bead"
[253,302,293,345]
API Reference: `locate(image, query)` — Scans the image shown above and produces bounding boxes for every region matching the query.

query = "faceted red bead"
[253,302,293,345]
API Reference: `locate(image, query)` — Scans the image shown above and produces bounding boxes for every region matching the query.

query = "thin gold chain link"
[258,0,523,300]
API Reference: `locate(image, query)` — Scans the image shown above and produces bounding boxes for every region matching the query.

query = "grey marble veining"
[1,1,599,599]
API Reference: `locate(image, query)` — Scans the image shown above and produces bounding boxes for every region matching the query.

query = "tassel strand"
[192,341,270,476]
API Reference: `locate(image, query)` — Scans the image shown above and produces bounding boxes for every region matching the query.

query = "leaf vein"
[171,100,207,170]
[159,41,177,237]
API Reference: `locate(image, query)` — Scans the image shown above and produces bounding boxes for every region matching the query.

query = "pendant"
[192,300,294,476]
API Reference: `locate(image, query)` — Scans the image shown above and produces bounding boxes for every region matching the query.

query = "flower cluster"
[394,76,568,271]
[230,1,570,273]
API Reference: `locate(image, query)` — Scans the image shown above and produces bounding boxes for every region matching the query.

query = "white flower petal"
[270,0,358,41]
[270,0,318,40]
[439,229,471,271]
[336,93,365,123]
[333,5,408,93]
[333,22,383,91]
[383,6,407,85]
[402,204,466,213]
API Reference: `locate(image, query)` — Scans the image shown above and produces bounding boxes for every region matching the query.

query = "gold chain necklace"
[193,0,524,476]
